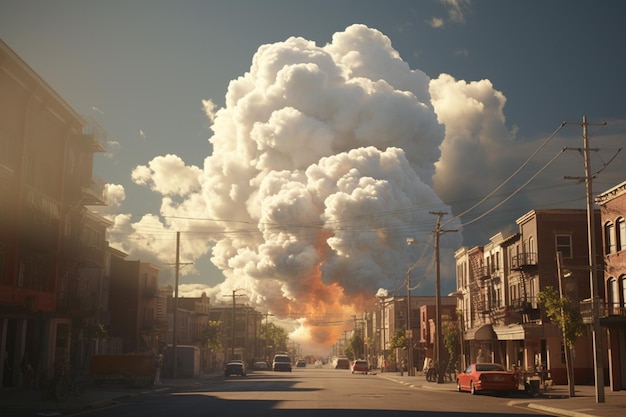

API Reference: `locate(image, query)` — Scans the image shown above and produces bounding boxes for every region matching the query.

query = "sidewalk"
[0,373,220,414]
[379,372,626,417]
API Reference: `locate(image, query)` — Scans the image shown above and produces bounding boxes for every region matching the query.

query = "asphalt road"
[76,367,549,417]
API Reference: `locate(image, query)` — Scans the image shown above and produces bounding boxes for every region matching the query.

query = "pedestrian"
[476,349,489,363]
[400,359,406,376]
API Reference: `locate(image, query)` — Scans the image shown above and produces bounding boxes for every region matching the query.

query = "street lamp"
[557,251,575,397]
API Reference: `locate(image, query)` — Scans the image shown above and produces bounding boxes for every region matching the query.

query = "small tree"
[389,328,406,350]
[538,286,585,347]
[538,285,584,396]
[346,331,364,360]
[442,313,460,371]
[202,320,222,353]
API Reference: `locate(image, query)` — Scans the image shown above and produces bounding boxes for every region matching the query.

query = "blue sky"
[2,0,625,350]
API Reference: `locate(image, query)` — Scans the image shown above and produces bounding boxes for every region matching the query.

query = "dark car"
[335,357,350,369]
[224,362,246,377]
[296,359,306,368]
[272,354,292,372]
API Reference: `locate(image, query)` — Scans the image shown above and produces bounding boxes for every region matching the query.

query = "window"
[621,275,626,309]
[555,235,572,258]
[0,242,5,284]
[605,222,616,254]
[618,218,626,252]
[608,277,619,315]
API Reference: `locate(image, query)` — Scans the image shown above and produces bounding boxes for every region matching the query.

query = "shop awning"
[464,324,496,340]
[492,323,548,340]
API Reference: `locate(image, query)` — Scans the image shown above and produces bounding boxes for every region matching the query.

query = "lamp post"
[377,295,388,373]
[406,268,414,376]
[557,251,575,397]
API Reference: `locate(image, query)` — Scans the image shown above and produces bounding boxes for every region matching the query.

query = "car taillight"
[479,374,486,381]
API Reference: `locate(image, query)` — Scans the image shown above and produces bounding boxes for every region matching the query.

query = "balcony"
[511,252,538,271]
[81,116,107,152]
[582,298,626,325]
[61,237,106,267]
[81,175,108,205]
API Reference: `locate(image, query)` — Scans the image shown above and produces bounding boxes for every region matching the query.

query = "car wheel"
[457,380,462,392]
[470,381,477,395]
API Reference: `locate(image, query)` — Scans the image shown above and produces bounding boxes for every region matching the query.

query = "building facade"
[597,180,626,390]
[0,39,109,387]
[456,209,604,385]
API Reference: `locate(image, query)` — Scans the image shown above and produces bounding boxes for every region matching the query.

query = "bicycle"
[425,361,438,382]
[40,364,87,401]
[443,361,458,383]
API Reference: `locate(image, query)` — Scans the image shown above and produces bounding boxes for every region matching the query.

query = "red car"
[351,360,369,374]
[457,363,518,395]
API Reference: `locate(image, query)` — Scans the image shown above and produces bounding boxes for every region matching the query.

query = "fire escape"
[469,255,495,325]
[510,251,540,323]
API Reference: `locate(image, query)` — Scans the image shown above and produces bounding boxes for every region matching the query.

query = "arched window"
[617,217,626,252]
[608,277,619,315]
[605,222,616,254]
[621,275,626,313]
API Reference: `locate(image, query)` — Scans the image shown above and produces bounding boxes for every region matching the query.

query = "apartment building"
[108,254,161,354]
[597,180,626,390]
[456,209,603,385]
[0,39,109,386]
[373,295,455,372]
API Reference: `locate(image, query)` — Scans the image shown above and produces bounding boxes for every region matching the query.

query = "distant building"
[108,254,161,354]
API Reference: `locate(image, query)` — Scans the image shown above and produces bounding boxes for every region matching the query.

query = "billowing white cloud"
[105,183,126,209]
[430,74,513,206]
[116,24,536,352]
[131,154,202,196]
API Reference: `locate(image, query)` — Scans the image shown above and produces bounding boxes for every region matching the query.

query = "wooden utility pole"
[168,232,193,379]
[172,231,180,378]
[565,116,606,403]
[430,211,457,384]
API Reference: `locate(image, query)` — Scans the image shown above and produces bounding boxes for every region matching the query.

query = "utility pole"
[226,290,246,361]
[167,232,193,379]
[172,232,180,378]
[565,116,606,403]
[430,211,457,384]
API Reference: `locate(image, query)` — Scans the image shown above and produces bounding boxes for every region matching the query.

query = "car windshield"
[274,356,290,362]
[476,364,505,372]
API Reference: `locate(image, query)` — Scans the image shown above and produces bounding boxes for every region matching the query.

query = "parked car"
[456,363,518,395]
[224,362,247,377]
[351,360,369,374]
[272,354,292,372]
[335,357,350,369]
[254,361,268,370]
[296,359,306,368]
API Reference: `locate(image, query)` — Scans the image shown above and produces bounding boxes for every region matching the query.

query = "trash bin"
[528,377,541,395]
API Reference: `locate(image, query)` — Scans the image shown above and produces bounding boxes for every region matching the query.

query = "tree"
[202,320,222,352]
[442,313,460,371]
[538,285,585,397]
[346,331,364,360]
[537,286,584,348]
[389,328,406,350]
[260,322,289,354]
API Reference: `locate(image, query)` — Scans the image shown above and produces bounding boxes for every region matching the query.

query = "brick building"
[597,180,626,390]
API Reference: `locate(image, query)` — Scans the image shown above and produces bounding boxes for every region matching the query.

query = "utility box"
[90,354,156,387]
[167,345,200,378]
